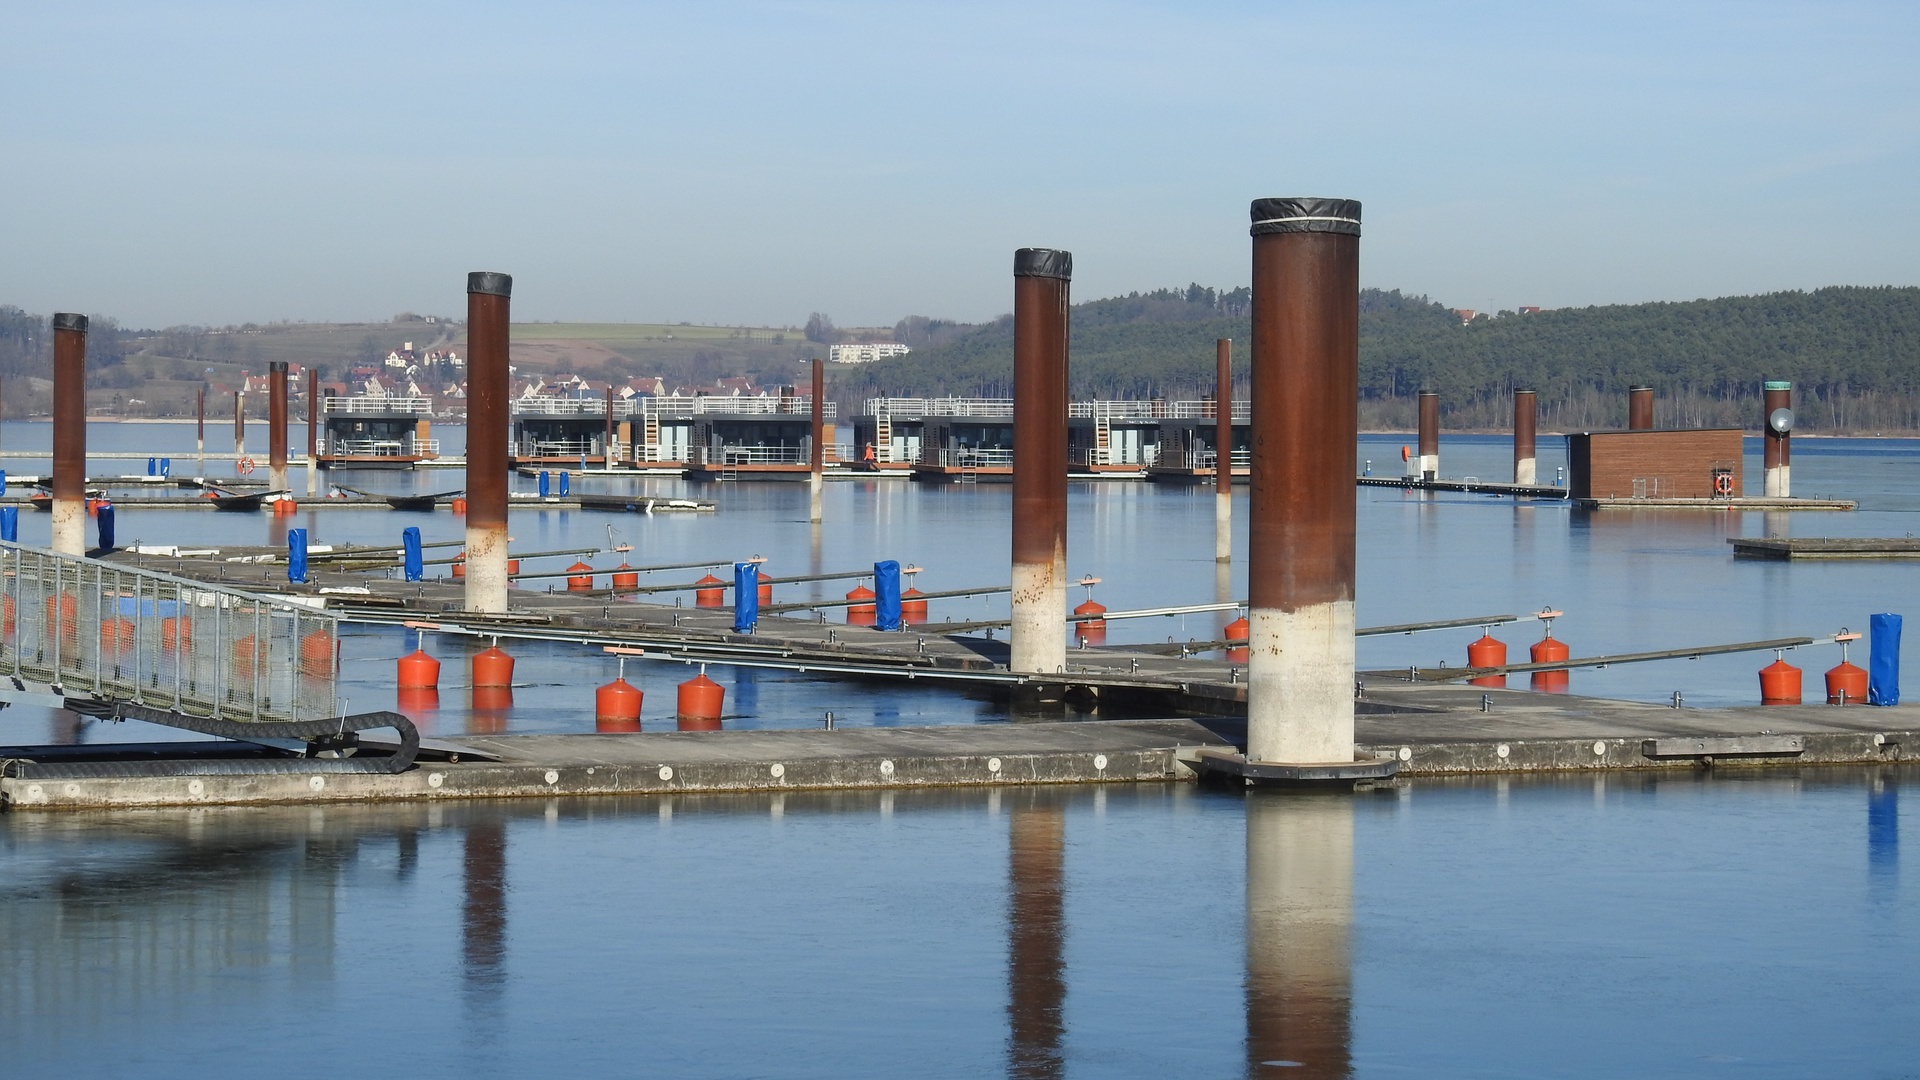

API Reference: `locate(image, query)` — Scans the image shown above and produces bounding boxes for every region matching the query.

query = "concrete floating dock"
[7,694,1916,808]
[1357,475,1568,498]
[1579,495,1856,511]
[1730,537,1920,559]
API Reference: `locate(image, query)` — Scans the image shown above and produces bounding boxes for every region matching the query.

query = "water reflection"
[1870,772,1898,888]
[1245,792,1353,1078]
[1007,794,1067,1079]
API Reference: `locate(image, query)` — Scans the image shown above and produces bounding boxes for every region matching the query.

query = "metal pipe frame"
[1010,248,1071,677]
[1246,197,1362,765]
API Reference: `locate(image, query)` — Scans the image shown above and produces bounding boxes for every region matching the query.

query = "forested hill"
[832,286,1920,432]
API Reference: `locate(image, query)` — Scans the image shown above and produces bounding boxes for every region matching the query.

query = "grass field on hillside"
[505,323,799,347]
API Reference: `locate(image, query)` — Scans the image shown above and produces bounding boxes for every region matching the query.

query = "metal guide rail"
[0,541,416,774]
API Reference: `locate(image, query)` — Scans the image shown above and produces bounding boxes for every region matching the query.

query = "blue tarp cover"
[733,561,758,633]
[874,560,902,632]
[1869,612,1902,706]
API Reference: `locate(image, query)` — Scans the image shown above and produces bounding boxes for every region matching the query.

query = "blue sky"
[3,1,1916,327]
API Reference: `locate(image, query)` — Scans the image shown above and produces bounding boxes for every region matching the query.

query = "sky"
[3,0,1917,328]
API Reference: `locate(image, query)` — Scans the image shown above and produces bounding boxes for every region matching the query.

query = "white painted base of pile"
[50,500,85,556]
[1515,457,1536,486]
[1010,558,1065,675]
[1765,465,1790,498]
[1246,600,1356,765]
[464,523,510,613]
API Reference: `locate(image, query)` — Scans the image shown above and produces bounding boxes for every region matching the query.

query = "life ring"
[236,457,256,475]
[1713,472,1734,496]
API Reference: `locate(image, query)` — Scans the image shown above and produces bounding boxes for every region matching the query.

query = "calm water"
[2,768,1913,1077]
[0,425,1914,744]
[5,422,1918,1075]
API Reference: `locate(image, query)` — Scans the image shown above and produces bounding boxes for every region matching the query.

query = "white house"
[829,342,912,364]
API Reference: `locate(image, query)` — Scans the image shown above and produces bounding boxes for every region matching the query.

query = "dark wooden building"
[1566,429,1743,499]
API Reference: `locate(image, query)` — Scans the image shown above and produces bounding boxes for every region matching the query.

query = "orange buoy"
[472,645,515,688]
[161,616,191,650]
[901,586,928,624]
[451,498,468,515]
[757,570,773,604]
[694,573,726,607]
[1530,635,1569,664]
[99,617,136,650]
[566,561,595,590]
[596,677,643,732]
[846,584,877,626]
[397,648,441,689]
[508,559,521,575]
[1224,615,1250,664]
[677,670,725,728]
[612,564,639,589]
[2,594,14,634]
[1759,658,1802,705]
[200,489,219,499]
[273,497,298,516]
[1467,634,1507,668]
[299,630,336,675]
[451,552,466,579]
[232,634,262,672]
[1073,599,1107,646]
[1826,661,1869,705]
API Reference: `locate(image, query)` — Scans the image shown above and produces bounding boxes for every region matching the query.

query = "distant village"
[212,339,840,419]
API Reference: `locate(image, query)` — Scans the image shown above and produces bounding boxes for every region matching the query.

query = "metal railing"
[323,396,433,416]
[325,438,436,457]
[0,543,339,724]
[924,447,1014,468]
[695,445,811,466]
[514,396,636,417]
[1162,400,1251,421]
[639,395,834,418]
[1071,446,1162,468]
[864,398,1014,418]
[517,439,602,458]
[1160,448,1251,470]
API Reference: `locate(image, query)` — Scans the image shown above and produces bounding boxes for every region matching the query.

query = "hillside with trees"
[833,286,1920,433]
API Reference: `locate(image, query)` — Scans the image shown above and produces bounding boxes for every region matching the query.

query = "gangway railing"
[0,543,416,771]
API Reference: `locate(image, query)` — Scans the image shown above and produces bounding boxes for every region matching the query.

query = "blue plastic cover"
[1869,612,1902,706]
[538,471,550,498]
[402,527,424,582]
[733,561,758,633]
[1,506,16,543]
[288,528,308,583]
[95,503,115,552]
[874,560,902,632]
[559,471,571,497]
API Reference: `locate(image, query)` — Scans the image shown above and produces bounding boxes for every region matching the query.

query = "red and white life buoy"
[236,457,256,475]
[1713,472,1734,496]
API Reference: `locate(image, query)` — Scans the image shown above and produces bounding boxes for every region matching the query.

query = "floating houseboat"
[512,393,628,469]
[658,392,838,481]
[318,394,439,469]
[1142,398,1251,484]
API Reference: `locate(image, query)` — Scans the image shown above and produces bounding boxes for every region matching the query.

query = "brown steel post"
[1513,388,1537,486]
[1247,197,1361,765]
[233,391,245,458]
[306,367,319,495]
[1628,385,1654,430]
[269,361,289,492]
[1416,391,1438,481]
[1216,338,1233,563]
[50,314,88,556]
[1763,380,1792,497]
[465,272,513,613]
[1011,248,1071,677]
[809,357,825,523]
[196,386,205,471]
[1008,796,1066,1079]
[1245,792,1354,1079]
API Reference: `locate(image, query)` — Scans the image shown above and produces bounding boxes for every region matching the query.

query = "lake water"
[0,424,1913,744]
[2,768,1912,1077]
[3,423,1918,1075]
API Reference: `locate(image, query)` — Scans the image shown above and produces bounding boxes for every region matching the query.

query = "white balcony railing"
[514,396,635,417]
[1071,446,1162,468]
[697,446,811,466]
[638,395,834,418]
[517,439,601,458]
[925,447,1014,468]
[1160,449,1251,470]
[864,398,1014,418]
[325,438,437,457]
[324,396,433,416]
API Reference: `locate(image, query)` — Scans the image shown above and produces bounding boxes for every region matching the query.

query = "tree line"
[829,285,1920,432]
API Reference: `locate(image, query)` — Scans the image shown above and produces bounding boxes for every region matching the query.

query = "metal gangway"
[0,542,416,774]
